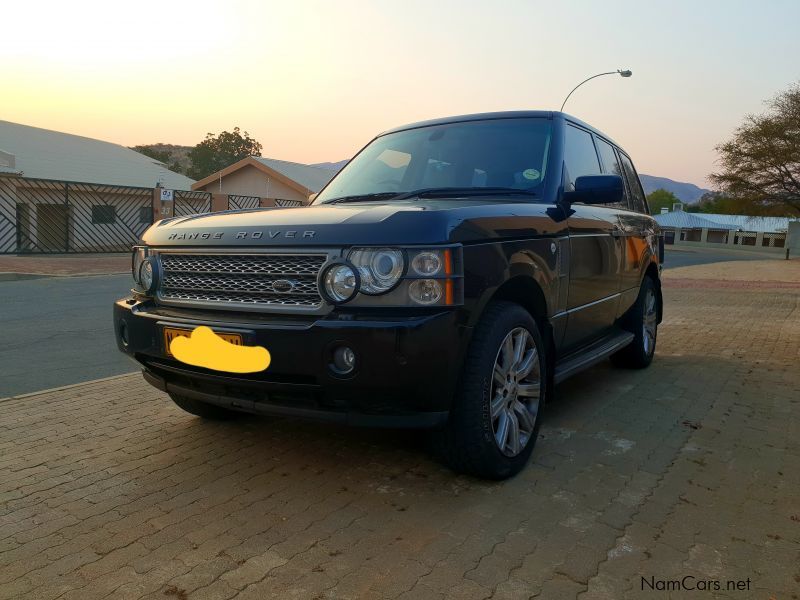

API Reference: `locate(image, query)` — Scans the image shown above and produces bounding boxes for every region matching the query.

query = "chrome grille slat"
[160,254,322,275]
[162,274,320,295]
[157,253,326,310]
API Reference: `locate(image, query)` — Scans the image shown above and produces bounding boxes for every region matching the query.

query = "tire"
[435,301,547,480]
[610,276,659,369]
[169,393,240,420]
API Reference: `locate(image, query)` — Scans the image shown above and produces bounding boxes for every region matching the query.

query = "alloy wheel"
[490,327,541,457]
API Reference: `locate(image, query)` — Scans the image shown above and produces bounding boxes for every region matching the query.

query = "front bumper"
[114,298,470,427]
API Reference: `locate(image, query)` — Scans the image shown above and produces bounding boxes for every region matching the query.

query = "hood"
[141,199,567,247]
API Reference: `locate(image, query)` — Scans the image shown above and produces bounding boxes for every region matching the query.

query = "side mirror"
[565,174,624,205]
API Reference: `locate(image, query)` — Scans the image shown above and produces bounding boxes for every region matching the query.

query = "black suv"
[114,111,662,479]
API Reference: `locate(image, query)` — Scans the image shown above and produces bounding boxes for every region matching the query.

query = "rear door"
[616,150,655,308]
[563,124,623,351]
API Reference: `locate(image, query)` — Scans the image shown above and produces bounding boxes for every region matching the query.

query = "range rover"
[114,111,663,479]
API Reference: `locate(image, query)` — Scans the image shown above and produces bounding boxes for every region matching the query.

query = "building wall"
[195,165,308,203]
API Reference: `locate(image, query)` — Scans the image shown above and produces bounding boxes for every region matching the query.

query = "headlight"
[131,246,147,285]
[348,248,404,294]
[321,246,461,308]
[408,279,443,304]
[411,251,442,276]
[320,261,360,304]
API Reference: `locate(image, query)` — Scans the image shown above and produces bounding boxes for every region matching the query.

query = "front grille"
[157,252,327,310]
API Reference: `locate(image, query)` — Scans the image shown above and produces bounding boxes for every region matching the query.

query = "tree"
[710,83,800,216]
[646,189,681,215]
[187,127,263,180]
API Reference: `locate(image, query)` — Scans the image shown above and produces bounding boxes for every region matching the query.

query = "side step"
[554,330,635,384]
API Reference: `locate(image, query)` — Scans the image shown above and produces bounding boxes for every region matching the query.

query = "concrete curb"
[0,372,139,402]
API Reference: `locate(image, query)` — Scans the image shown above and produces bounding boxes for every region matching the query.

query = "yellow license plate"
[163,327,243,357]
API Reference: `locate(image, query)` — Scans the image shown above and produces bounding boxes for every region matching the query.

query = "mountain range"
[311,161,711,203]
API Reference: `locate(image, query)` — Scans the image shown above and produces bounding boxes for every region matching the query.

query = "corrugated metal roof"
[654,212,726,230]
[0,120,195,190]
[252,157,335,193]
[654,211,795,233]
[691,213,792,233]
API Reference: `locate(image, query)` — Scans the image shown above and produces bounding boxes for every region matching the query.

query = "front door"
[560,124,623,352]
[563,205,623,349]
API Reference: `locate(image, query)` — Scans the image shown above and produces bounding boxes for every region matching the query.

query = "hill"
[639,175,710,203]
[130,144,192,176]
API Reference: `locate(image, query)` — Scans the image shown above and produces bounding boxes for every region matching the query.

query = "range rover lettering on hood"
[167,230,316,241]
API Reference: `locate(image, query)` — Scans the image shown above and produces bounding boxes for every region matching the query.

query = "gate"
[228,195,261,210]
[174,190,212,217]
[0,176,153,253]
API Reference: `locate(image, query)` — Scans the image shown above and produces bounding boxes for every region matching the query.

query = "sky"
[3,0,800,187]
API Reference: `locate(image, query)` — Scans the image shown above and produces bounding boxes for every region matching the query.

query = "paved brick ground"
[0,254,128,276]
[1,264,799,600]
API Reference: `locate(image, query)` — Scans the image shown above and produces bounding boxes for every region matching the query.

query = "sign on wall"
[160,189,174,201]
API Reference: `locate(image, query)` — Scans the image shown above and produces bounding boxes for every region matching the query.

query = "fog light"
[119,320,129,346]
[321,262,359,304]
[138,257,159,294]
[332,346,356,374]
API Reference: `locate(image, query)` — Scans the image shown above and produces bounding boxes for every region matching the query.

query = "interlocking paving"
[1,262,799,600]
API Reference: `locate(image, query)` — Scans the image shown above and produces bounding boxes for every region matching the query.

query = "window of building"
[138,206,152,224]
[91,205,116,224]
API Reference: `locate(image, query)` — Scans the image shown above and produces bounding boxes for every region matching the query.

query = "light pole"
[560,69,632,112]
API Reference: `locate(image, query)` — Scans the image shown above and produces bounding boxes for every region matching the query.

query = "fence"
[174,190,212,217]
[275,198,304,207]
[0,175,312,254]
[0,177,154,253]
[228,195,261,210]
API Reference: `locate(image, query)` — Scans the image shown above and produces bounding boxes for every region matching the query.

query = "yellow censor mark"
[169,326,271,373]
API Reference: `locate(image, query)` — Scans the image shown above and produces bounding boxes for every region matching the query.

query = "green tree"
[187,127,263,180]
[710,83,800,216]
[646,189,681,215]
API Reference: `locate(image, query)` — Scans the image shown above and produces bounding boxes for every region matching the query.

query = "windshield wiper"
[390,187,538,201]
[322,192,400,204]
[323,187,537,204]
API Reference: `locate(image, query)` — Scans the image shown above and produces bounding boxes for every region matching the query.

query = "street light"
[560,69,632,112]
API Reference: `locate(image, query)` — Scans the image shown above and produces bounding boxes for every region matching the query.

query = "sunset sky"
[4,0,800,187]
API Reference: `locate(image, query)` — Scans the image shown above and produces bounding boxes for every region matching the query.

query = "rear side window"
[594,137,628,210]
[618,152,649,214]
[563,125,601,190]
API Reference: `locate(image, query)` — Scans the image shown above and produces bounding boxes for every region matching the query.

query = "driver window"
[563,125,601,190]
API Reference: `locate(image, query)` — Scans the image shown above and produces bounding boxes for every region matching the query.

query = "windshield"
[315,118,552,204]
